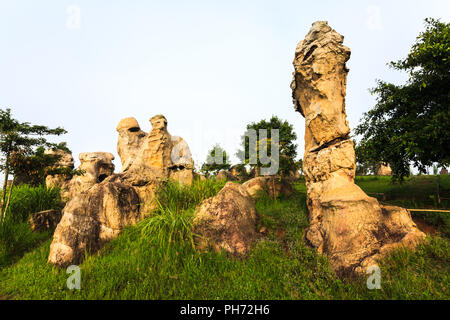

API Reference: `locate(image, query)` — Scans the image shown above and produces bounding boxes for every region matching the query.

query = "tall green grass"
[3,184,62,223]
[0,184,61,269]
[139,178,226,257]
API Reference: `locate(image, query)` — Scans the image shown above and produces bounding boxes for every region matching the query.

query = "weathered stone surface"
[377,164,392,176]
[29,209,62,232]
[193,182,259,256]
[291,21,425,276]
[48,178,140,266]
[169,169,195,186]
[45,149,75,199]
[242,176,293,199]
[440,168,449,175]
[216,170,231,181]
[49,115,196,267]
[116,117,147,172]
[67,152,115,199]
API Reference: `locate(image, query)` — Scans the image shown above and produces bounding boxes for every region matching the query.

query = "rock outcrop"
[242,176,293,199]
[45,149,75,199]
[291,21,425,276]
[29,209,62,232]
[377,164,392,176]
[193,182,259,256]
[67,152,115,199]
[49,115,196,266]
[49,177,140,267]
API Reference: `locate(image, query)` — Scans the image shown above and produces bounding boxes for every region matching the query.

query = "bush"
[154,178,225,213]
[3,184,61,223]
[0,184,62,268]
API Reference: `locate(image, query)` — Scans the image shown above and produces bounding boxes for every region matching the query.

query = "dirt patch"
[413,217,438,235]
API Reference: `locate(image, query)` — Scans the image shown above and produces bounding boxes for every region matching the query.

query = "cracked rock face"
[67,152,115,199]
[292,21,425,276]
[193,182,259,256]
[49,115,196,267]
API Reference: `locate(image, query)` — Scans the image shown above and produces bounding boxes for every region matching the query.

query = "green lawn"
[0,176,449,300]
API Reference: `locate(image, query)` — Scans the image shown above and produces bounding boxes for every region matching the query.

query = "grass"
[0,176,448,299]
[0,184,61,268]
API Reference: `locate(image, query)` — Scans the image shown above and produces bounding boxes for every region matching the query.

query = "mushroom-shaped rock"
[193,182,259,256]
[291,21,425,276]
[67,152,115,198]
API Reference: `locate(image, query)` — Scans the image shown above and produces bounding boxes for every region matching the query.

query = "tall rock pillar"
[291,21,425,276]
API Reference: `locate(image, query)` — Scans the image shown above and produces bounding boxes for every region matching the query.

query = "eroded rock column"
[291,21,425,276]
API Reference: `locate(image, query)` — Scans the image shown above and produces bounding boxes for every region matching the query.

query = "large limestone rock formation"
[242,176,293,199]
[45,149,75,199]
[291,21,425,276]
[67,152,115,199]
[116,117,147,172]
[193,182,259,256]
[49,115,195,266]
[377,163,392,176]
[49,177,140,267]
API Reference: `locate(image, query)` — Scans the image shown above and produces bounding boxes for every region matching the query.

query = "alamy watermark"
[185,129,280,175]
[66,5,81,30]
[66,265,81,290]
[366,265,381,290]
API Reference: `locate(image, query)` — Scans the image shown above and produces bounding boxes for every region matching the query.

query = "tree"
[200,144,231,177]
[354,140,379,176]
[9,143,75,187]
[355,18,450,181]
[236,116,297,178]
[0,108,67,221]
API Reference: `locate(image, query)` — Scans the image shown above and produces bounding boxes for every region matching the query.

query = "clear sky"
[1,1,449,172]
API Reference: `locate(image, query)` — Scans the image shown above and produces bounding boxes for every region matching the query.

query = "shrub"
[3,184,61,223]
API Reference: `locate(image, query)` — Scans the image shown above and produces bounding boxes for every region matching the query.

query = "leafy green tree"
[200,144,231,177]
[355,18,450,181]
[354,140,379,176]
[0,108,67,221]
[236,116,297,178]
[10,143,76,187]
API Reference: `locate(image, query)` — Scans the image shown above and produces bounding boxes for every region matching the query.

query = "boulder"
[291,21,425,276]
[377,164,392,176]
[216,170,231,181]
[29,209,62,232]
[439,168,448,175]
[48,177,140,267]
[242,176,293,199]
[193,182,259,256]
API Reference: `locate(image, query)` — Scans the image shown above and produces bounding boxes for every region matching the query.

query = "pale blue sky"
[1,1,449,171]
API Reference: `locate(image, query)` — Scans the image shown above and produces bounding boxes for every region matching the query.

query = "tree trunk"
[3,175,15,220]
[0,157,10,221]
[437,175,441,205]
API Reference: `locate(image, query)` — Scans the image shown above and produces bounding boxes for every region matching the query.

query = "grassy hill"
[0,175,449,300]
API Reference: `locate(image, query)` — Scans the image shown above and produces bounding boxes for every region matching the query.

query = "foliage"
[355,140,379,175]
[200,144,231,177]
[0,108,67,218]
[9,143,78,187]
[0,178,449,299]
[3,184,61,224]
[0,184,61,268]
[355,18,450,181]
[236,116,297,178]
